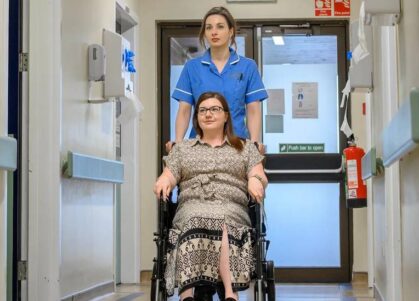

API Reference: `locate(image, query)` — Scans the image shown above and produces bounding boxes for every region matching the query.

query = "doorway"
[158,20,350,282]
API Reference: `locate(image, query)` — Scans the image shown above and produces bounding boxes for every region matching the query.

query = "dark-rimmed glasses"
[197,106,225,115]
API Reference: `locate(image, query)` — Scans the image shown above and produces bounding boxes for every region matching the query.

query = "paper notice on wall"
[315,0,332,16]
[292,82,318,119]
[267,89,285,115]
[265,115,284,133]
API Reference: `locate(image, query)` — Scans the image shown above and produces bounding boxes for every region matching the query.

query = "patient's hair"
[193,92,244,152]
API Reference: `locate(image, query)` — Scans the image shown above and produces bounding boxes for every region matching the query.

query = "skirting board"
[140,270,152,283]
[61,281,114,301]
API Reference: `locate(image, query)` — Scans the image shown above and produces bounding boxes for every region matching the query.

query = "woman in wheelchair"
[154,91,268,301]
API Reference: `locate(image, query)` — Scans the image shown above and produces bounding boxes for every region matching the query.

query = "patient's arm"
[153,167,177,200]
[247,162,268,203]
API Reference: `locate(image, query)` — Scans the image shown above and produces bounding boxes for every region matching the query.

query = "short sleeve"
[163,144,182,182]
[245,60,268,104]
[171,62,194,105]
[245,140,265,174]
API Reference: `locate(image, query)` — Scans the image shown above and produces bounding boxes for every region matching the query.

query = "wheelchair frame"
[151,198,275,301]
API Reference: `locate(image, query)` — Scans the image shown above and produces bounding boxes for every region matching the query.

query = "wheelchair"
[151,195,275,301]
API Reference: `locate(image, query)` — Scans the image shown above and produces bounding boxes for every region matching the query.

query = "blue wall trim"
[0,136,17,171]
[382,89,419,166]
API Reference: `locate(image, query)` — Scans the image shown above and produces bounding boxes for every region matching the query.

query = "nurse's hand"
[153,175,172,201]
[248,177,265,203]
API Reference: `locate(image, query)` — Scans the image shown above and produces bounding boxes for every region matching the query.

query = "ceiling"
[170,35,337,65]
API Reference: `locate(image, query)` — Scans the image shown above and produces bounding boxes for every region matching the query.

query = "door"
[259,23,350,282]
[159,21,350,282]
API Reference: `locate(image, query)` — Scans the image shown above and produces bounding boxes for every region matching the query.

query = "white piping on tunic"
[246,88,266,96]
[201,60,211,65]
[175,88,192,95]
[230,55,240,65]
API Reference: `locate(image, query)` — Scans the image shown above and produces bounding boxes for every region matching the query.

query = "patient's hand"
[248,177,265,203]
[154,175,172,201]
[253,142,266,155]
[165,141,175,153]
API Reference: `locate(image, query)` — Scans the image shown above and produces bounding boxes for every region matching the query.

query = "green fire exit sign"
[279,143,325,153]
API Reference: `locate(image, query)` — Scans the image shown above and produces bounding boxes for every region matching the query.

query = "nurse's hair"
[199,6,237,50]
[193,92,244,152]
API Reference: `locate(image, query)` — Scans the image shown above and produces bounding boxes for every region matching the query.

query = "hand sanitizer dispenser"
[103,29,136,98]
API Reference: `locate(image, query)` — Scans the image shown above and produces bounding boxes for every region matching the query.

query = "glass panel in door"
[262,33,339,154]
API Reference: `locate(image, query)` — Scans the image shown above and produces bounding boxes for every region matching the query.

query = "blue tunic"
[172,48,268,139]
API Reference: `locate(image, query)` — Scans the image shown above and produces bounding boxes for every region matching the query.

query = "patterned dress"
[163,137,264,295]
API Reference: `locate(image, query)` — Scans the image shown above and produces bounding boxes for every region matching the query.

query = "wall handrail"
[382,89,419,167]
[361,147,384,180]
[0,136,17,171]
[63,151,124,184]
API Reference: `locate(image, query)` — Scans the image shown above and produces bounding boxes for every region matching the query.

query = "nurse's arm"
[246,101,262,143]
[175,101,192,142]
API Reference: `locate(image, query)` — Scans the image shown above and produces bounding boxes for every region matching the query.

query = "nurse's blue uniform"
[172,48,268,139]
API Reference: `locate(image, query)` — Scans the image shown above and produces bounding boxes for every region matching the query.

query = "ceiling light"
[272,36,284,45]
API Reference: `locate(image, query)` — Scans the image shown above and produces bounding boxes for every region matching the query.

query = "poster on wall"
[267,89,285,115]
[292,82,318,119]
[314,0,332,16]
[334,0,350,16]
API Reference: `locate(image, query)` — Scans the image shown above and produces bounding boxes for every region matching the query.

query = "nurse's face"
[204,14,233,49]
[197,98,228,134]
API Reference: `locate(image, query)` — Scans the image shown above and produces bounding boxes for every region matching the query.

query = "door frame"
[1,0,10,299]
[157,19,351,283]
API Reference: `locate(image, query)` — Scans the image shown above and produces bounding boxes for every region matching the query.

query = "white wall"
[137,0,363,273]
[28,0,142,299]
[60,0,141,296]
[397,0,419,300]
[0,0,9,300]
[367,0,419,300]
[60,1,115,297]
[28,0,61,299]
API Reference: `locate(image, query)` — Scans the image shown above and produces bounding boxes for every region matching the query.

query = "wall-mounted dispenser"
[101,29,143,121]
[103,29,136,99]
[88,44,106,81]
[349,21,373,91]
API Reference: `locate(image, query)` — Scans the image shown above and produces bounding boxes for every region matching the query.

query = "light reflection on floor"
[93,280,375,301]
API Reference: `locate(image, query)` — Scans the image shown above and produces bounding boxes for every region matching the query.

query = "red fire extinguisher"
[343,140,367,208]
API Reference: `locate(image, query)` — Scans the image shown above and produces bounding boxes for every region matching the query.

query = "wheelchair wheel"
[253,281,266,301]
[265,260,276,301]
[150,279,167,301]
[267,279,275,301]
[150,264,167,301]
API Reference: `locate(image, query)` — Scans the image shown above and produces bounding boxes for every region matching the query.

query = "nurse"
[168,6,268,152]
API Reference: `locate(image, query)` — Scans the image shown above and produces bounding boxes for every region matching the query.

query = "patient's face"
[197,98,228,135]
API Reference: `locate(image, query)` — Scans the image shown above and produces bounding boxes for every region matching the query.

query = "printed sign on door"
[334,0,351,16]
[315,0,332,16]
